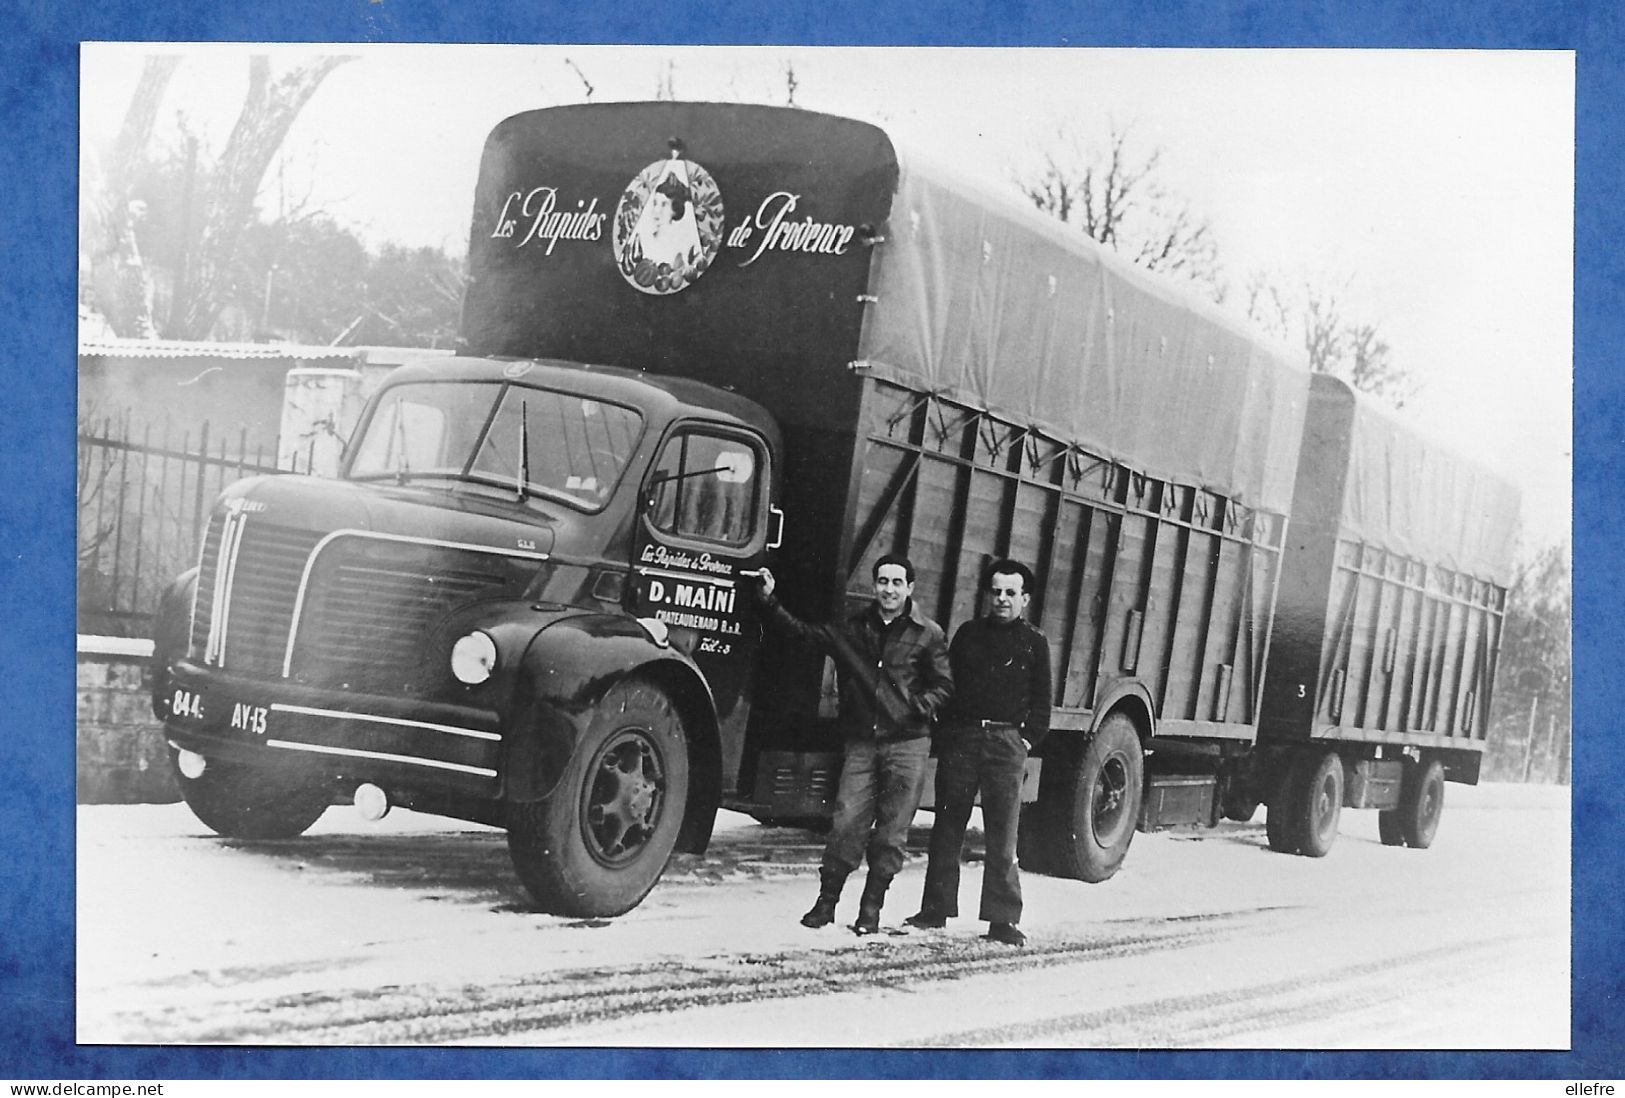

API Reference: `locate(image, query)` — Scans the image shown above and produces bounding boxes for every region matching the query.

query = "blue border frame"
[6,1,1617,1079]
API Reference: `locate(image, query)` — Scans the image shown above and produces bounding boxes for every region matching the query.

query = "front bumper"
[159,659,505,800]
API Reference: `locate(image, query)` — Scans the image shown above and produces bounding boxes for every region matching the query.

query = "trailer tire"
[1380,757,1445,849]
[1290,750,1344,858]
[507,680,689,917]
[1042,712,1143,883]
[170,749,329,840]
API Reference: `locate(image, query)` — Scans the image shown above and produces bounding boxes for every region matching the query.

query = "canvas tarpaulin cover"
[1311,374,1521,585]
[854,144,1311,516]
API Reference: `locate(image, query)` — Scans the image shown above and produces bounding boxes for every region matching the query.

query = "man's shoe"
[904,911,947,930]
[984,922,1026,946]
[801,893,839,928]
[851,907,881,935]
[801,870,847,928]
[851,874,889,935]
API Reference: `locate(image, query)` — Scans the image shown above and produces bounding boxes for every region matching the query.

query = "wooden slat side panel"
[1161,521,1213,722]
[1198,535,1243,723]
[1343,551,1382,728]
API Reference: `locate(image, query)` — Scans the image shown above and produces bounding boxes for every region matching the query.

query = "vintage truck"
[151,101,1519,916]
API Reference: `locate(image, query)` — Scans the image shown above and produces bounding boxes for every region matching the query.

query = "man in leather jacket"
[757,555,954,934]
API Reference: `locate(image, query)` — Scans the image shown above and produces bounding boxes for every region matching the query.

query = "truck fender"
[501,613,720,805]
[1089,681,1156,742]
[150,567,199,721]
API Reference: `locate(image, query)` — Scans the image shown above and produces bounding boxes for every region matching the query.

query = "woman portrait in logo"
[613,155,725,295]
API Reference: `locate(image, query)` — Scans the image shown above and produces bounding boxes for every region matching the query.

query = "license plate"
[167,688,270,738]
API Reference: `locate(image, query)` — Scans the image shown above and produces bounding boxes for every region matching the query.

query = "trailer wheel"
[1290,750,1344,858]
[169,749,329,840]
[507,680,689,917]
[1042,712,1143,883]
[1379,757,1445,849]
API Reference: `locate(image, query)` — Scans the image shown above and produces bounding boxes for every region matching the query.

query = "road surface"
[77,782,1569,1048]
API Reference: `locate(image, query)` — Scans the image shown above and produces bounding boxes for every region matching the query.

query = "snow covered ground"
[77,781,1569,1048]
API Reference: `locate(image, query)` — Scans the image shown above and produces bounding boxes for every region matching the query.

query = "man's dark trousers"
[920,724,1026,924]
[823,737,931,882]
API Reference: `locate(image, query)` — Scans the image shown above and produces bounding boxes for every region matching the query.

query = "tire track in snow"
[899,932,1524,1048]
[100,907,1290,1044]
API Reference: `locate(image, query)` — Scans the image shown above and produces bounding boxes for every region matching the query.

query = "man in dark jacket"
[757,555,954,935]
[907,559,1052,946]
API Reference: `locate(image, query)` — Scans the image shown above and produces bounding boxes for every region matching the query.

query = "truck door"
[631,424,777,757]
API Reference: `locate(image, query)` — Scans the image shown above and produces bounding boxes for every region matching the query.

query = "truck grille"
[191,515,539,692]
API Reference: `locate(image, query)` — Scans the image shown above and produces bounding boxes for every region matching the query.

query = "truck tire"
[1265,754,1305,854]
[1289,750,1344,858]
[1379,757,1445,849]
[1219,778,1260,823]
[1016,801,1052,875]
[1041,712,1143,883]
[507,679,689,917]
[169,749,329,840]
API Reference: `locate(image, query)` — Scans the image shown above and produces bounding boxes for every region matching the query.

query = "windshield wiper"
[517,399,531,503]
[393,404,412,485]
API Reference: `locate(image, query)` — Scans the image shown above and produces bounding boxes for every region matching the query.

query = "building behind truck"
[150,101,1519,918]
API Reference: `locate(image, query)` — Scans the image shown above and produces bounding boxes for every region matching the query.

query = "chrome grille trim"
[270,703,502,741]
[203,509,250,667]
[281,529,551,677]
[264,739,498,777]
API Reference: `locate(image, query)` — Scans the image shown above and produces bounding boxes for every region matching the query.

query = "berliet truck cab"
[155,355,782,916]
[155,100,1517,917]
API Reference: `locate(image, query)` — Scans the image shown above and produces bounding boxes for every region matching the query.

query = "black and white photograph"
[72,43,1572,1051]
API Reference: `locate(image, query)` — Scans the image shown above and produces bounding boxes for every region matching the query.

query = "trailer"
[1251,373,1519,856]
[151,101,1518,917]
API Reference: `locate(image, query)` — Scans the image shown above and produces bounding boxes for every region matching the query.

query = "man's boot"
[851,874,889,936]
[801,869,846,928]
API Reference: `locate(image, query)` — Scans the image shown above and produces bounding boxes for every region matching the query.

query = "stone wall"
[77,639,177,805]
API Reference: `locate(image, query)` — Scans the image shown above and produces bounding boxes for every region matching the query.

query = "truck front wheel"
[170,748,330,840]
[506,680,689,917]
[1040,712,1143,883]
[1378,757,1444,849]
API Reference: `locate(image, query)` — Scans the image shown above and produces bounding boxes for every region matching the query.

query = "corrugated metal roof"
[78,338,363,363]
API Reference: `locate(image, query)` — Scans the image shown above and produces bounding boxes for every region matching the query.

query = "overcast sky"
[80,43,1574,551]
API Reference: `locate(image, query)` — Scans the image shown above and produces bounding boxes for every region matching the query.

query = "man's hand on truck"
[755,568,776,599]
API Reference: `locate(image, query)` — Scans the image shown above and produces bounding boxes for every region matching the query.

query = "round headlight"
[450,630,498,685]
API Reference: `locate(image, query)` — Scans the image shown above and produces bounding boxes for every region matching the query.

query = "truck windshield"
[347,380,643,509]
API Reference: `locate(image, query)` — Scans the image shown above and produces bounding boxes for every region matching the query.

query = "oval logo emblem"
[612,155,725,296]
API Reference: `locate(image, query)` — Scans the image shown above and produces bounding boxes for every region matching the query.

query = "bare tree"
[1016,125,1225,304]
[1246,270,1415,409]
[1486,542,1572,784]
[83,55,181,337]
[166,54,355,339]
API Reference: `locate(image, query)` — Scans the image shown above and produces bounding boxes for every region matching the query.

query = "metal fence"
[77,416,316,637]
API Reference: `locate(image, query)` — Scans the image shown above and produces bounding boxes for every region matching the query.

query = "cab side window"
[647,431,762,546]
